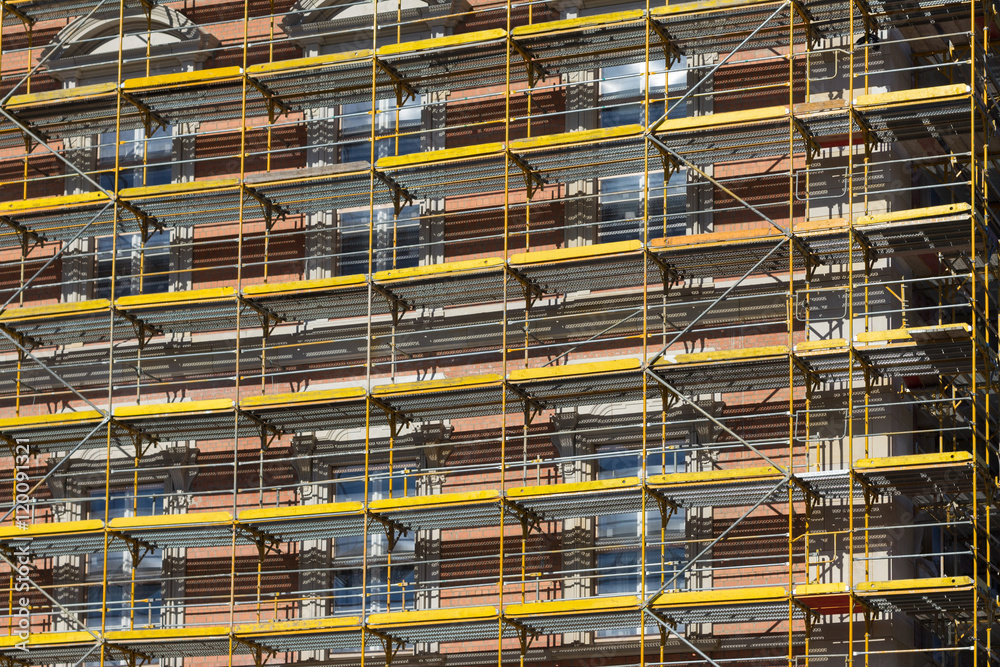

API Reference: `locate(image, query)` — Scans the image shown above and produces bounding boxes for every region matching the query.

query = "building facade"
[0,0,996,666]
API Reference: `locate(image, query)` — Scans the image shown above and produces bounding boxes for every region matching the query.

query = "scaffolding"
[0,0,997,665]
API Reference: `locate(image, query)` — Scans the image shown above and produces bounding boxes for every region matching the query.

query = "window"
[340,97,422,164]
[98,127,173,191]
[600,58,686,129]
[86,487,163,630]
[332,467,417,615]
[95,231,171,299]
[595,448,685,636]
[598,171,686,243]
[339,205,420,276]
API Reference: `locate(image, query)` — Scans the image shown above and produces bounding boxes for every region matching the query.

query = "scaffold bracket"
[0,214,44,257]
[373,170,414,216]
[507,150,545,199]
[243,185,288,231]
[647,19,683,68]
[508,37,547,88]
[121,91,168,138]
[245,76,290,124]
[376,59,419,106]
[0,1,33,26]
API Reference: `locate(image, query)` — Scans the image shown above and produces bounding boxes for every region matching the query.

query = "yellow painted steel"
[105,626,232,642]
[0,191,110,214]
[650,0,783,18]
[0,298,109,322]
[374,257,504,282]
[4,82,117,108]
[372,373,503,396]
[854,83,971,107]
[650,103,788,133]
[115,286,237,309]
[507,476,640,498]
[378,29,507,56]
[113,398,235,418]
[122,67,244,91]
[0,519,103,539]
[246,49,374,75]
[506,595,640,616]
[794,338,848,352]
[508,358,641,382]
[378,141,506,169]
[510,124,642,151]
[239,501,365,521]
[854,323,971,343]
[856,451,973,469]
[509,239,643,266]
[242,274,367,296]
[794,582,849,596]
[119,178,241,199]
[650,585,787,607]
[855,576,974,592]
[369,605,499,626]
[855,202,971,225]
[236,616,363,634]
[0,409,104,430]
[510,10,644,37]
[370,489,501,511]
[239,386,367,409]
[109,511,234,530]
[661,345,789,365]
[647,465,782,487]
[0,631,97,648]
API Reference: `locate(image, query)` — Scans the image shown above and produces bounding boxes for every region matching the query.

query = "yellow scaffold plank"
[650,103,788,133]
[121,67,244,91]
[0,191,110,215]
[0,409,104,431]
[855,451,973,470]
[113,399,235,419]
[105,626,231,642]
[246,49,374,75]
[378,28,507,56]
[109,511,233,530]
[647,465,782,487]
[137,287,235,310]
[378,142,505,169]
[242,274,367,297]
[510,10,644,37]
[508,358,641,382]
[855,202,971,225]
[240,386,367,410]
[369,605,499,627]
[794,338,848,352]
[507,476,640,498]
[115,286,236,309]
[509,239,643,266]
[659,345,789,365]
[370,489,501,512]
[236,616,362,635]
[0,299,109,323]
[506,595,640,617]
[650,585,787,607]
[0,519,103,540]
[855,576,973,592]
[510,124,642,151]
[4,82,117,109]
[854,84,971,108]
[372,373,503,396]
[119,178,240,199]
[854,323,971,344]
[0,631,96,649]
[794,582,848,596]
[239,501,364,521]
[375,257,503,282]
[650,0,785,18]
